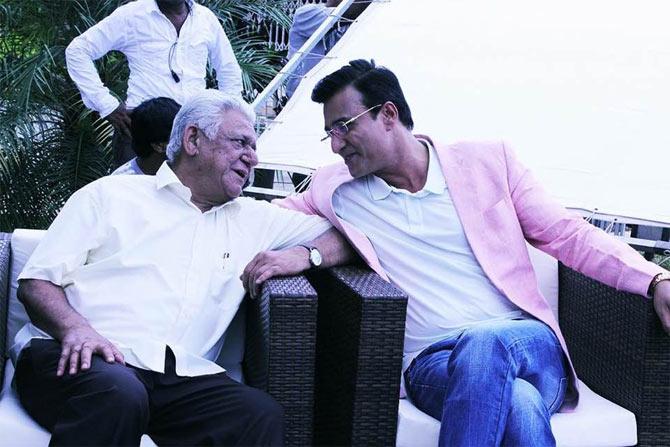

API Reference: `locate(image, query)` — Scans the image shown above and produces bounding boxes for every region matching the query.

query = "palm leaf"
[1,0,293,232]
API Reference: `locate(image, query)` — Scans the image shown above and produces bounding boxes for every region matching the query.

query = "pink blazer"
[277,138,663,409]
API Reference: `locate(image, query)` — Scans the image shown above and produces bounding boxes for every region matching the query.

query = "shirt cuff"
[97,96,121,118]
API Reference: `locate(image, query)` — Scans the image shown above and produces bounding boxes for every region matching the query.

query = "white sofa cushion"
[527,244,559,319]
[396,380,637,447]
[6,229,43,358]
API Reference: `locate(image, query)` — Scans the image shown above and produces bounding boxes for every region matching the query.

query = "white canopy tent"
[256,0,670,226]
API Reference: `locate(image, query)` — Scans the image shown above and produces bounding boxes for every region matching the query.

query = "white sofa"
[0,229,318,446]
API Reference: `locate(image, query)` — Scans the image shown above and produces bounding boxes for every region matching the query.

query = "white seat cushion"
[6,229,44,358]
[397,381,636,447]
[527,244,559,319]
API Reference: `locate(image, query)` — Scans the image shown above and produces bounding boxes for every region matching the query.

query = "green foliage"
[0,0,290,232]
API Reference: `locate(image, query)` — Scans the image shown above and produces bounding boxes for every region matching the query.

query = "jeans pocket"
[547,377,568,413]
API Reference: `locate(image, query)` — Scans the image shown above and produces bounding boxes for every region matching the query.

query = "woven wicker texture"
[0,233,10,390]
[308,266,408,447]
[559,263,670,447]
[244,274,318,447]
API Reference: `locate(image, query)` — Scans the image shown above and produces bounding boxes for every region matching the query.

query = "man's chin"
[344,162,365,179]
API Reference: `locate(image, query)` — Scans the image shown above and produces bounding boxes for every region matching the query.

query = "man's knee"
[451,325,510,370]
[98,368,149,418]
[57,361,150,426]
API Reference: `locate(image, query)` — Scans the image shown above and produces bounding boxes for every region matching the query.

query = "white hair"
[166,91,256,162]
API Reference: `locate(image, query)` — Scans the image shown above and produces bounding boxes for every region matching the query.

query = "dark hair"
[311,59,414,129]
[130,97,181,158]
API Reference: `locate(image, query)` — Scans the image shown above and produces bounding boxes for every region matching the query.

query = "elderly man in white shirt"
[65,0,242,166]
[12,91,347,446]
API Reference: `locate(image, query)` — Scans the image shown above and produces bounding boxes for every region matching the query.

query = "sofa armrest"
[0,233,11,390]
[558,263,670,447]
[243,274,318,447]
[307,266,408,447]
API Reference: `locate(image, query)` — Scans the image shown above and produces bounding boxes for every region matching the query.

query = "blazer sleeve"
[503,141,663,296]
[273,171,324,217]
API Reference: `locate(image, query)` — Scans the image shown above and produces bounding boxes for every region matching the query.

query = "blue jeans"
[404,319,568,447]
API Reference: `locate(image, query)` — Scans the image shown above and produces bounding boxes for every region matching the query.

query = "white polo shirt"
[13,163,331,376]
[333,141,525,373]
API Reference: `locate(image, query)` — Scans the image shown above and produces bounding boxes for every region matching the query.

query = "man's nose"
[330,134,346,154]
[242,150,258,167]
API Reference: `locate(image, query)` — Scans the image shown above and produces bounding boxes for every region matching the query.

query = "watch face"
[310,248,323,267]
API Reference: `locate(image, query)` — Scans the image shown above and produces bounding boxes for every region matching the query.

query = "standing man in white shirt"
[12,91,346,446]
[66,0,243,166]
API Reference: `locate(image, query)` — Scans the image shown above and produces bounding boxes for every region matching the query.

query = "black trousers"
[15,339,284,446]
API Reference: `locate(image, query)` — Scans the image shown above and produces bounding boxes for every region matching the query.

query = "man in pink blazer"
[243,59,670,446]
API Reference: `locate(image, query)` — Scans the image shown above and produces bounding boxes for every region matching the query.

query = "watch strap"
[648,271,670,298]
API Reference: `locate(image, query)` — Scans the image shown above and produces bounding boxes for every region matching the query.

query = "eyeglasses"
[321,104,382,142]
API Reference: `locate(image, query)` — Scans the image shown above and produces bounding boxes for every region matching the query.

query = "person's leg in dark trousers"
[112,129,134,168]
[15,339,150,446]
[147,349,285,446]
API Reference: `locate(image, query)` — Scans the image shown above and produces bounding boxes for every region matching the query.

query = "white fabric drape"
[257,0,670,225]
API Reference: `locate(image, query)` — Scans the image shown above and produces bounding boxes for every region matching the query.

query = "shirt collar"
[155,161,183,189]
[367,138,446,201]
[155,162,239,213]
[147,0,195,16]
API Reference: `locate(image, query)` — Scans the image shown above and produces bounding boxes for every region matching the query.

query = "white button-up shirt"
[333,141,524,373]
[13,163,331,376]
[65,0,242,117]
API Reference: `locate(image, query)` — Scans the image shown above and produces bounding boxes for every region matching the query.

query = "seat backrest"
[7,229,42,358]
[527,243,559,319]
[6,230,246,382]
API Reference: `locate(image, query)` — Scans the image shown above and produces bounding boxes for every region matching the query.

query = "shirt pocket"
[183,38,209,75]
[208,254,240,310]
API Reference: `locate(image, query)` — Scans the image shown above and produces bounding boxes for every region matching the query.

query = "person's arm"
[65,8,127,119]
[502,141,669,331]
[207,11,243,97]
[241,227,355,297]
[653,280,670,333]
[18,279,124,376]
[18,184,125,373]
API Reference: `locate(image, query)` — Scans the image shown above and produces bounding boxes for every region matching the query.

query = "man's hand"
[106,103,131,137]
[57,325,125,376]
[653,280,670,335]
[241,246,310,298]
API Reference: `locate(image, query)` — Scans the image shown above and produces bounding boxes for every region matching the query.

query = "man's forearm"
[65,38,119,117]
[241,228,357,297]
[18,279,91,340]
[307,227,356,268]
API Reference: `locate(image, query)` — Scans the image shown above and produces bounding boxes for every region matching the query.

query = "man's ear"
[182,125,200,156]
[152,142,168,154]
[380,101,399,129]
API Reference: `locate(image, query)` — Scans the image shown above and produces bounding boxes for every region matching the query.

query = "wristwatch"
[648,271,670,298]
[299,244,323,268]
